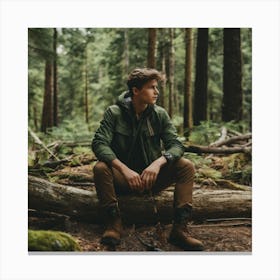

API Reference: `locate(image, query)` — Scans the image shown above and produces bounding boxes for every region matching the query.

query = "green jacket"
[92,91,185,171]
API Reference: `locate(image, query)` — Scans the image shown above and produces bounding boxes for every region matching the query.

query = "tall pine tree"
[193,28,209,125]
[222,28,243,121]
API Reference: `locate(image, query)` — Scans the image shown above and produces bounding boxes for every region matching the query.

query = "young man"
[92,68,204,251]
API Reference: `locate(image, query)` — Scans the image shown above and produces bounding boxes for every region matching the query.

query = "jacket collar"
[116,91,154,118]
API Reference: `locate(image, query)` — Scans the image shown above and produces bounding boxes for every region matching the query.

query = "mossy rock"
[28,230,81,251]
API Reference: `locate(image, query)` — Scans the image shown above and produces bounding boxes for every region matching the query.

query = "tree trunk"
[28,176,251,225]
[194,28,209,125]
[147,28,157,68]
[168,28,175,118]
[41,60,53,133]
[84,49,89,124]
[123,28,129,74]
[158,29,166,108]
[33,105,38,131]
[53,28,58,127]
[222,28,243,121]
[184,28,193,135]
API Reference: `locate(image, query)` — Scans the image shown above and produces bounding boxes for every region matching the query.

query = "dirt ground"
[29,216,251,252]
[29,162,252,252]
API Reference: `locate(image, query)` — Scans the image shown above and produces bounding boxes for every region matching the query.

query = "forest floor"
[70,221,252,253]
[29,214,252,252]
[28,145,252,253]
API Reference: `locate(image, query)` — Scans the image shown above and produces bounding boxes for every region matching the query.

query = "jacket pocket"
[115,123,131,136]
[112,123,132,162]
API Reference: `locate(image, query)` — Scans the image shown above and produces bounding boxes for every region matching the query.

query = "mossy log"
[28,175,251,225]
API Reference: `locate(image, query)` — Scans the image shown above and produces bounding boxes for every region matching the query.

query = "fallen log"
[28,175,252,225]
[184,144,251,154]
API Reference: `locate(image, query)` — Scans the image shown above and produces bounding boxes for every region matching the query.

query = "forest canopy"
[28,27,251,145]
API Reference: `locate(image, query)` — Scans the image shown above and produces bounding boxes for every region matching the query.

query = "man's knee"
[94,161,111,176]
[176,157,195,175]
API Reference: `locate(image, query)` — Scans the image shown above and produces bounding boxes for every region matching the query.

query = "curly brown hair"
[127,68,163,93]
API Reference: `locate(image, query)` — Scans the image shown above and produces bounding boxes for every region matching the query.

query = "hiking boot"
[101,205,123,246]
[168,206,204,251]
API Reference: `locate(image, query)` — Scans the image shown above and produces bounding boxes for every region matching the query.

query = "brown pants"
[93,158,195,209]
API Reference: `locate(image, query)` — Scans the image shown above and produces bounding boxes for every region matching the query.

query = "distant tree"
[157,28,168,108]
[147,28,157,68]
[208,28,224,122]
[84,47,89,124]
[41,60,53,133]
[123,29,130,74]
[53,28,58,127]
[183,28,193,135]
[168,28,175,118]
[58,28,89,120]
[28,28,54,132]
[222,28,243,121]
[241,28,252,129]
[194,28,209,125]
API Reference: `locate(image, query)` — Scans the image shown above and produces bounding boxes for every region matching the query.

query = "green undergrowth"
[185,152,251,186]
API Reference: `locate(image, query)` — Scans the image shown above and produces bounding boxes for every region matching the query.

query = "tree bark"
[168,28,175,118]
[158,29,166,108]
[84,49,89,124]
[123,28,129,74]
[53,28,58,127]
[184,28,193,134]
[194,28,209,125]
[41,60,53,133]
[147,28,157,68]
[222,28,243,121]
[28,176,251,225]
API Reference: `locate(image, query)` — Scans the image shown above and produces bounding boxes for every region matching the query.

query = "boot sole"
[168,237,204,251]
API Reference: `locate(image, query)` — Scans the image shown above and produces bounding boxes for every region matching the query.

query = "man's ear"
[132,87,139,96]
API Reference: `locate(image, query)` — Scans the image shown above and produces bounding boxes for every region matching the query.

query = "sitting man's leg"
[94,161,130,246]
[153,157,204,251]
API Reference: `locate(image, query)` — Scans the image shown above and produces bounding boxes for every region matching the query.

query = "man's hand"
[122,167,143,191]
[111,156,167,192]
[140,156,167,190]
[111,159,143,192]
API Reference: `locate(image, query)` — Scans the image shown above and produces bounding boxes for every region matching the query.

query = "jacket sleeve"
[92,107,117,164]
[160,109,185,161]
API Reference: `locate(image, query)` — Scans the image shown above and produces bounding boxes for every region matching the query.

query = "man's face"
[133,79,160,105]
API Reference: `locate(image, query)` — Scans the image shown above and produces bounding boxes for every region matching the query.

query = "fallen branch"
[213,133,252,147]
[28,127,60,161]
[185,144,251,154]
[210,127,227,147]
[190,222,251,228]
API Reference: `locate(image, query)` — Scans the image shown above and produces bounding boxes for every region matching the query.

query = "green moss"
[197,167,222,180]
[72,146,92,155]
[69,157,82,166]
[222,153,252,185]
[28,230,81,251]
